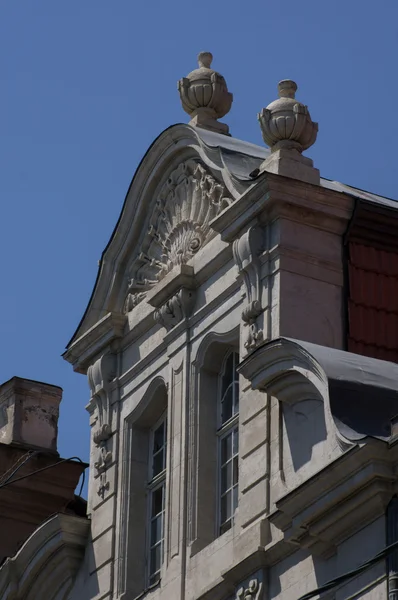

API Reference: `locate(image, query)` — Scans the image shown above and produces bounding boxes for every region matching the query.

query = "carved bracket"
[87,354,117,426]
[154,288,196,331]
[236,579,263,600]
[147,264,197,332]
[233,225,265,352]
[88,354,117,497]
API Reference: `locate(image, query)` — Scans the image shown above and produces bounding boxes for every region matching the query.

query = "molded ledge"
[268,441,398,556]
[63,312,126,373]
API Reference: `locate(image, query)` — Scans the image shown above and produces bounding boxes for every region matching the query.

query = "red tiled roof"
[347,242,398,362]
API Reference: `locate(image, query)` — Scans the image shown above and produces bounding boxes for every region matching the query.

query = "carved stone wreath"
[124,159,232,312]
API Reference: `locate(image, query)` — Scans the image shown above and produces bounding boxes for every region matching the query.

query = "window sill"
[189,520,236,560]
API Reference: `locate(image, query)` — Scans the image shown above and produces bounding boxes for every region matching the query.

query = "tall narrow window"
[218,351,239,535]
[147,415,167,586]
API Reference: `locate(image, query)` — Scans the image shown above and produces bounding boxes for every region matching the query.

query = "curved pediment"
[64,124,265,360]
[0,514,89,600]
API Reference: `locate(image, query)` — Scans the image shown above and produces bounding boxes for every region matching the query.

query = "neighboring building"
[0,377,88,599]
[2,53,398,599]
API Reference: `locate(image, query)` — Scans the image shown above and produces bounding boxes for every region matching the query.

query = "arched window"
[218,351,239,535]
[120,379,168,598]
[188,332,240,555]
[147,414,167,586]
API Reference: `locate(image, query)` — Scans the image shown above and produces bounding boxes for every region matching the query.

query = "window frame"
[216,350,240,536]
[146,412,167,587]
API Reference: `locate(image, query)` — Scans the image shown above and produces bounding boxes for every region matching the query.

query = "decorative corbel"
[147,264,197,332]
[236,579,263,600]
[87,354,117,496]
[154,288,196,331]
[233,225,265,352]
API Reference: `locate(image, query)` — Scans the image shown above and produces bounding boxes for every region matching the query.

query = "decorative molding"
[124,291,147,314]
[0,514,89,600]
[94,440,113,498]
[154,288,196,330]
[269,441,397,556]
[124,159,232,312]
[63,311,125,373]
[88,354,117,497]
[147,264,197,331]
[233,225,265,352]
[236,578,263,600]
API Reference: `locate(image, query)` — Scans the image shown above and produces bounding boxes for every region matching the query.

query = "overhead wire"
[297,538,398,600]
[0,450,39,487]
[0,455,87,498]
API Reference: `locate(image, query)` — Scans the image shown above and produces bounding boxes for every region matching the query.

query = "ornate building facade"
[2,53,398,600]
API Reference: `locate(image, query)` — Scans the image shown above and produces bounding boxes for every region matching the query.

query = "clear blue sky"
[0,1,397,496]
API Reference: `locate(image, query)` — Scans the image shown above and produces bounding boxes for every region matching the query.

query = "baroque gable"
[64,124,264,366]
[124,158,232,312]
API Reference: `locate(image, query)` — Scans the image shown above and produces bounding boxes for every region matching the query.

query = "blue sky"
[0,1,397,496]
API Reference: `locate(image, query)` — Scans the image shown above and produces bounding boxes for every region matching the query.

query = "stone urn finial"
[178,52,233,136]
[257,80,320,185]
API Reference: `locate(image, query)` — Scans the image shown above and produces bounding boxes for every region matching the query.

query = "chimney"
[0,377,62,451]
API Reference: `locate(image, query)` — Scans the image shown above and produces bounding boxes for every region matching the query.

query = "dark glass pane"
[220,490,232,524]
[233,353,239,381]
[149,570,161,586]
[220,519,232,535]
[149,544,162,579]
[221,461,232,493]
[233,381,239,415]
[221,433,232,464]
[233,427,239,454]
[221,353,234,396]
[221,386,233,423]
[233,485,238,512]
[153,421,165,454]
[150,514,163,546]
[152,450,165,477]
[151,486,164,517]
[233,455,239,486]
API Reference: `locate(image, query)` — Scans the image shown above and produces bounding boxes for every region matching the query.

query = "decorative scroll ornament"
[88,354,116,497]
[154,288,196,331]
[124,160,231,313]
[236,579,263,600]
[178,51,233,135]
[258,80,318,153]
[233,226,265,352]
[93,424,112,497]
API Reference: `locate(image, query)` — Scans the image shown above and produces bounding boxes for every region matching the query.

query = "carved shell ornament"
[124,159,232,312]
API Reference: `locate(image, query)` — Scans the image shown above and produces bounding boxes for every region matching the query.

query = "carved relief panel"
[124,159,232,313]
[233,571,265,600]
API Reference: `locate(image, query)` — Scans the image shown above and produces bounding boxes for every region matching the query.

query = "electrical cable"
[0,455,86,498]
[297,538,398,600]
[0,450,39,486]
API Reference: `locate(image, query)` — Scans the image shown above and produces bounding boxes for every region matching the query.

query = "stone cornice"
[211,172,354,243]
[268,441,398,556]
[63,312,126,373]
